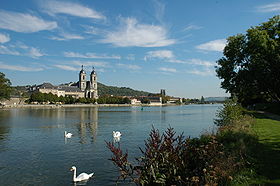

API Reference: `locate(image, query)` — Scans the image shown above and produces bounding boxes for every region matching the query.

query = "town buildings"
[29,66,98,99]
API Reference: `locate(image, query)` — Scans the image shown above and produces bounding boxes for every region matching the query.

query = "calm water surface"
[0,104,221,186]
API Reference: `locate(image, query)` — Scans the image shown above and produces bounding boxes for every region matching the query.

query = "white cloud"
[154,0,165,24]
[166,58,214,67]
[54,64,77,71]
[101,17,176,47]
[186,59,214,67]
[117,63,141,70]
[42,0,105,19]
[0,45,20,55]
[0,10,57,33]
[187,68,214,76]
[126,54,135,60]
[72,60,108,68]
[143,50,215,68]
[144,50,174,61]
[98,68,105,73]
[166,59,185,63]
[0,33,10,43]
[184,24,202,31]
[256,2,280,12]
[83,25,102,35]
[50,33,84,41]
[196,39,226,52]
[64,52,121,59]
[0,62,43,71]
[0,43,45,58]
[159,67,177,73]
[28,47,44,58]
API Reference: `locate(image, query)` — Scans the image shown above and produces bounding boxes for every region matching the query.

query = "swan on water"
[64,131,73,138]
[112,131,121,138]
[70,166,94,182]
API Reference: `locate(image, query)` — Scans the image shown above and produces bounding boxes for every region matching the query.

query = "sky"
[0,0,279,98]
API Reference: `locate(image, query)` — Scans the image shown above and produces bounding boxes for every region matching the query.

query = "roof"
[58,86,83,92]
[80,69,86,74]
[38,83,55,89]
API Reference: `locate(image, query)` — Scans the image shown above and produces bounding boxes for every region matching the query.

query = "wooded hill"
[12,82,152,97]
[97,82,151,96]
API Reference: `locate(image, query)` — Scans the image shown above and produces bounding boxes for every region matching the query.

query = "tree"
[216,16,280,105]
[0,72,12,101]
[200,96,205,103]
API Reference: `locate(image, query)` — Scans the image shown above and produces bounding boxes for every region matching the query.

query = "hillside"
[97,82,151,96]
[12,83,152,97]
[205,97,228,102]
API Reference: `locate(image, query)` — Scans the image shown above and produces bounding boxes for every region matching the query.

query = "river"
[0,104,221,185]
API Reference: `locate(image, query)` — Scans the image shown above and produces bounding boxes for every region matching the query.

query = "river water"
[0,104,221,186]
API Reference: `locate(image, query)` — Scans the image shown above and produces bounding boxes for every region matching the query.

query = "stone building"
[30,66,98,99]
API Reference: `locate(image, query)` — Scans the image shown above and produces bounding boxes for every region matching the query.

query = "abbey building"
[29,66,98,99]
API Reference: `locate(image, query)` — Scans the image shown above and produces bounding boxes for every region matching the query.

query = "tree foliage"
[214,98,244,126]
[98,82,151,97]
[0,72,12,101]
[97,95,130,104]
[28,92,96,104]
[216,16,280,105]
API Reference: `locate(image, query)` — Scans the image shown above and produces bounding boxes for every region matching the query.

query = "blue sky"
[0,0,278,98]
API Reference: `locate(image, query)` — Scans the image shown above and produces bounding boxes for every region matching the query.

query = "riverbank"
[0,103,184,109]
[227,111,280,185]
[249,112,280,184]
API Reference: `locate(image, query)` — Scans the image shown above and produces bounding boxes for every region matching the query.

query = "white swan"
[112,131,121,138]
[70,166,94,182]
[64,131,73,138]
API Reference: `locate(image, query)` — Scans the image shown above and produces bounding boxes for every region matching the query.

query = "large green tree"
[216,16,280,105]
[0,72,12,101]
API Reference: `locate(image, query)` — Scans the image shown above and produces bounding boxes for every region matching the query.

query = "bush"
[214,98,244,126]
[107,127,238,185]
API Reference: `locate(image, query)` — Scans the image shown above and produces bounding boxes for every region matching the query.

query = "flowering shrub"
[106,127,239,185]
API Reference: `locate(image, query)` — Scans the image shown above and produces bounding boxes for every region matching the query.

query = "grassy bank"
[249,112,280,184]
[223,111,280,185]
[210,100,280,185]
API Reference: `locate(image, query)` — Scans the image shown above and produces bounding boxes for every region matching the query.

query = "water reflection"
[0,110,11,151]
[76,107,98,144]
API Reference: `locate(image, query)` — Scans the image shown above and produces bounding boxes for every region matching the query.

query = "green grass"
[249,113,280,184]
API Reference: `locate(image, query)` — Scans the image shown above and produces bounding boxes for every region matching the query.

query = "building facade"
[30,66,98,99]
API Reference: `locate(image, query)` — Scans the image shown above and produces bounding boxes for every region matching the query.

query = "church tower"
[90,67,98,99]
[79,65,86,91]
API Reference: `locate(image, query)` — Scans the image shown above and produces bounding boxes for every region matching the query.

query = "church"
[30,66,98,99]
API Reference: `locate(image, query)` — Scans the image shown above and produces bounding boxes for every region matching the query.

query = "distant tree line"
[96,95,130,104]
[0,72,12,101]
[27,92,95,104]
[27,92,132,104]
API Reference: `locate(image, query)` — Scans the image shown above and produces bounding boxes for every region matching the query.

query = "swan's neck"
[73,168,77,181]
[65,131,67,136]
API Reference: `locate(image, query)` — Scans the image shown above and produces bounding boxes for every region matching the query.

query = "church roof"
[91,67,96,75]
[79,65,86,74]
[58,86,83,92]
[38,83,55,89]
